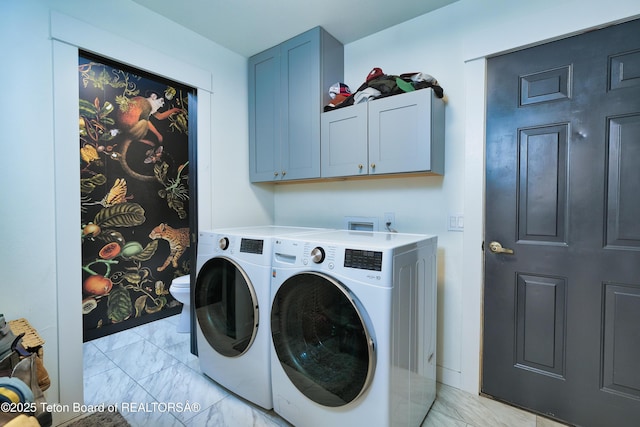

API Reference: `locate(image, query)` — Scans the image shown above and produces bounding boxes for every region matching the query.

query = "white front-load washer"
[270,230,438,426]
[194,226,325,410]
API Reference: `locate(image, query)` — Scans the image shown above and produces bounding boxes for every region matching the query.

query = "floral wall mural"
[79,53,194,341]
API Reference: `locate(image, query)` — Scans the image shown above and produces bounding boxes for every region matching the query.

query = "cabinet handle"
[370,163,376,169]
[358,164,363,170]
[274,171,279,177]
[282,171,287,176]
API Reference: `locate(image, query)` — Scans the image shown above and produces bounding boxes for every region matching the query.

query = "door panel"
[484,18,640,426]
[606,114,640,247]
[519,65,571,105]
[515,274,566,379]
[517,125,568,243]
[602,283,640,398]
[609,50,640,90]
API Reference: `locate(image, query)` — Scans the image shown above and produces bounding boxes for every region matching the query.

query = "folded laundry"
[354,87,382,104]
[402,72,443,98]
[400,71,439,85]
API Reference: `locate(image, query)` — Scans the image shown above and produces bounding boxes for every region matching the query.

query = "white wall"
[0,0,270,423]
[274,0,640,393]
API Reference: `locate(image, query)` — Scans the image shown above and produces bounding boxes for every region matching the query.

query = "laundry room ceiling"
[131,0,459,57]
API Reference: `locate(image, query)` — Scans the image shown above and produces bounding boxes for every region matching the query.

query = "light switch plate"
[448,213,464,231]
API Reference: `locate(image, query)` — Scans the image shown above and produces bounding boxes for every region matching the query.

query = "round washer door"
[271,272,376,407]
[195,257,259,357]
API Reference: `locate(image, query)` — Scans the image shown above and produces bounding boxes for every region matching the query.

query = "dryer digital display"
[240,238,264,254]
[344,249,383,271]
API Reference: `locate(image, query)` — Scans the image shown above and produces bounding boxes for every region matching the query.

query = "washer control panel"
[344,249,383,271]
[310,247,325,263]
[273,238,392,286]
[218,237,230,250]
[240,238,264,255]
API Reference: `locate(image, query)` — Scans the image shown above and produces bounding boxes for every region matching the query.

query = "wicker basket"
[8,318,45,353]
[8,318,49,391]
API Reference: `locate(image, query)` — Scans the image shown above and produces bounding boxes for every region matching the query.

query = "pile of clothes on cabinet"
[325,67,444,112]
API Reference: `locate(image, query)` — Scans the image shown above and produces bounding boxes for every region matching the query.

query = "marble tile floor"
[74,315,570,427]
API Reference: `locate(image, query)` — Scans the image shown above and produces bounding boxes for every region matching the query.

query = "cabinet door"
[249,45,282,182]
[321,103,368,178]
[280,28,321,180]
[368,90,438,175]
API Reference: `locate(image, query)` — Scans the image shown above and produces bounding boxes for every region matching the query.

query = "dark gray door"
[483,18,640,427]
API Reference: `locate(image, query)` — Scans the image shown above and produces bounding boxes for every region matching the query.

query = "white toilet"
[169,275,191,333]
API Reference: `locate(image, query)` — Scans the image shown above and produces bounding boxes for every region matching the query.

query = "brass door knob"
[489,241,514,254]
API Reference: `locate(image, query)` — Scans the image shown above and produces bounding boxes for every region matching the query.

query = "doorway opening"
[78,52,196,341]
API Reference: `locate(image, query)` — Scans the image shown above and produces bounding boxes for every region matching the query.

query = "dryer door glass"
[271,272,375,407]
[195,257,259,357]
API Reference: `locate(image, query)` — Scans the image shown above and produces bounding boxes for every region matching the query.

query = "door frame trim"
[460,56,486,394]
[51,11,213,423]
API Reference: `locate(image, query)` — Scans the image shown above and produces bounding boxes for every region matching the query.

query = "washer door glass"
[271,272,375,407]
[195,257,258,357]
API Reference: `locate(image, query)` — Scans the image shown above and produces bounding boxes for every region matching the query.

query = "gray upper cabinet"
[321,102,369,177]
[248,45,280,182]
[249,27,343,182]
[321,89,445,178]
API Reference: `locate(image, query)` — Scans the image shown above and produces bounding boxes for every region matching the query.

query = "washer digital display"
[240,238,264,254]
[344,249,383,271]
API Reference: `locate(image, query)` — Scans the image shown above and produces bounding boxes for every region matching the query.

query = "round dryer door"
[271,272,376,407]
[195,257,259,357]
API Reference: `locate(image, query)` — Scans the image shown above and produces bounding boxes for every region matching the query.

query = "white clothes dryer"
[270,230,438,426]
[195,226,325,410]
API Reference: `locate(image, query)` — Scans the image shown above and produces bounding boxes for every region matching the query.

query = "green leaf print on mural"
[107,285,133,323]
[94,202,146,228]
[157,162,189,219]
[122,240,158,262]
[134,295,148,317]
[80,173,107,194]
